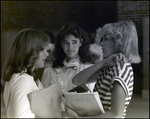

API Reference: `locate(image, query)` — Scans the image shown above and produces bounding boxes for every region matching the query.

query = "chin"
[38,65,44,69]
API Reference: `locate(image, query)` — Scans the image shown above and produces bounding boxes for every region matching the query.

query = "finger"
[123,55,127,63]
[65,106,78,117]
[120,54,127,63]
[117,53,121,61]
[112,54,118,64]
[121,54,125,63]
[116,55,119,64]
[118,53,123,61]
[68,109,78,117]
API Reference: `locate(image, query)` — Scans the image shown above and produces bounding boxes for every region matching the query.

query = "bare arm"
[72,53,125,86]
[72,60,105,86]
[66,81,126,118]
[87,81,126,118]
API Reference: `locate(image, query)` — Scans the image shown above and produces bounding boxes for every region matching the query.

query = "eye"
[62,41,68,45]
[47,49,51,53]
[100,37,104,43]
[91,53,99,59]
[72,41,78,44]
[40,48,46,54]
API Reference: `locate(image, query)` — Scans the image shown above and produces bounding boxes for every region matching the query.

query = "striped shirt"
[93,62,134,118]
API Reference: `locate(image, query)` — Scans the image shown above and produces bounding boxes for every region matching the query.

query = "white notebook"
[28,84,62,118]
[64,91,105,116]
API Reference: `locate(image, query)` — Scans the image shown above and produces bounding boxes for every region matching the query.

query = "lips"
[67,51,74,53]
[67,49,74,51]
[42,59,46,62]
[102,48,104,53]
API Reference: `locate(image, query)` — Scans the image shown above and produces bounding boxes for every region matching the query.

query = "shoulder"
[16,73,34,82]
[11,73,33,81]
[118,63,133,76]
[42,66,59,78]
[108,63,133,76]
[78,62,94,72]
[111,63,133,95]
[12,73,36,90]
[80,62,93,68]
[43,66,54,73]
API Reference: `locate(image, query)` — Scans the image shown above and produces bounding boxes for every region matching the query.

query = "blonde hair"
[97,20,141,64]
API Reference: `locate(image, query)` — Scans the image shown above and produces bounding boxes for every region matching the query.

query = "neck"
[66,56,79,63]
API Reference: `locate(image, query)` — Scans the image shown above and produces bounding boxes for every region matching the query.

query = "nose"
[100,41,104,46]
[68,43,73,50]
[51,44,55,51]
[45,51,49,57]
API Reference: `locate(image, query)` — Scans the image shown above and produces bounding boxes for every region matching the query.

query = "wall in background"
[1,1,117,33]
[117,1,149,95]
[142,17,149,99]
[1,1,117,73]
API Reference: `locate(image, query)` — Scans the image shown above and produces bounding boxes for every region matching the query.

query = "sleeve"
[111,64,134,96]
[41,67,52,88]
[12,76,36,118]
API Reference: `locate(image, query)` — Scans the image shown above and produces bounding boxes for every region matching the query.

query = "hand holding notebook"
[63,85,105,116]
[28,84,62,118]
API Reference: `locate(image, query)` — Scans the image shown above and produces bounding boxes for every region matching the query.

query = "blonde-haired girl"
[67,20,141,118]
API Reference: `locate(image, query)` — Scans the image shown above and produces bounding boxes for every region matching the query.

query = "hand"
[89,43,103,58]
[65,105,79,118]
[103,53,127,67]
[96,27,102,34]
[89,43,103,63]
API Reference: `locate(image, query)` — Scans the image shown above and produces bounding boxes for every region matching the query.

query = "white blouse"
[41,58,96,93]
[4,73,41,118]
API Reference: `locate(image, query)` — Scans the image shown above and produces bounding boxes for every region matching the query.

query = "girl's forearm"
[72,53,122,86]
[72,60,105,86]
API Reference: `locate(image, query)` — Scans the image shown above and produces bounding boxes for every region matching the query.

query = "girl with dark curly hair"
[41,23,97,94]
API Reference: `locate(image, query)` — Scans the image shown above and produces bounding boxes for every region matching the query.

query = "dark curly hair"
[52,23,91,68]
[2,28,50,81]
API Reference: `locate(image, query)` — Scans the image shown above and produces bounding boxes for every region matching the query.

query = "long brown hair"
[2,28,50,81]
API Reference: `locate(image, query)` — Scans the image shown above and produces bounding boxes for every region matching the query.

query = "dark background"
[1,1,118,33]
[1,1,149,95]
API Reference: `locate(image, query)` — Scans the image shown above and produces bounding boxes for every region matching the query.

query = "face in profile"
[61,34,82,60]
[94,34,101,44]
[32,43,53,70]
[100,34,118,58]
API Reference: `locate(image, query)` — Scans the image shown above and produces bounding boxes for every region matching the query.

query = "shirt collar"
[63,57,80,68]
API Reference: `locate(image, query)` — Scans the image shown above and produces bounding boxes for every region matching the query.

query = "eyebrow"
[63,39,79,42]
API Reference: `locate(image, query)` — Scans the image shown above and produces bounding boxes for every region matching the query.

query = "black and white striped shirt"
[94,62,134,118]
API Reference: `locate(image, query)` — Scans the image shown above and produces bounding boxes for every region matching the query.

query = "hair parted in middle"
[52,23,91,68]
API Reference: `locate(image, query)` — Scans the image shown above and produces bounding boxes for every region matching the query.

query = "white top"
[41,58,96,93]
[3,72,41,118]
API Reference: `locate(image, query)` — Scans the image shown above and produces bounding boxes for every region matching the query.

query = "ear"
[80,39,83,47]
[60,41,63,47]
[115,32,124,52]
[80,42,82,47]
[115,32,123,40]
[117,43,125,53]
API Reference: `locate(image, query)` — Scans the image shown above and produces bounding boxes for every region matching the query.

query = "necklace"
[66,57,80,64]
